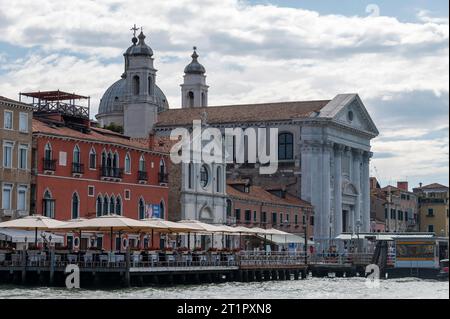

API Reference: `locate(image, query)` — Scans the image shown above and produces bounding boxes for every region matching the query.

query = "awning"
[335,233,435,241]
[0,228,64,244]
[257,233,314,245]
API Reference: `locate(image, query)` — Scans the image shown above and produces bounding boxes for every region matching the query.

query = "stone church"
[96,29,379,249]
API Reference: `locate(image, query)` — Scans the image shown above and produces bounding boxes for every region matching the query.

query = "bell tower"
[181,47,209,108]
[123,26,159,137]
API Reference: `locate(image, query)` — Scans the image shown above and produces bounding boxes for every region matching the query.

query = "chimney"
[419,182,423,188]
[397,181,408,191]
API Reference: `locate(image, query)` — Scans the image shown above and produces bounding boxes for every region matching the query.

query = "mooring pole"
[21,246,27,284]
[49,246,55,286]
[125,245,131,287]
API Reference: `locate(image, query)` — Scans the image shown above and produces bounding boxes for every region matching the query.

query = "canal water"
[0,277,448,299]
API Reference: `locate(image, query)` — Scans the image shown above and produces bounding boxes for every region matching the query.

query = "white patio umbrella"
[56,214,167,252]
[179,220,239,249]
[141,218,204,250]
[0,215,68,245]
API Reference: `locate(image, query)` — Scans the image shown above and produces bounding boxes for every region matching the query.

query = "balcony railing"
[43,159,56,171]
[138,171,148,182]
[72,162,84,174]
[158,172,169,183]
[100,166,123,179]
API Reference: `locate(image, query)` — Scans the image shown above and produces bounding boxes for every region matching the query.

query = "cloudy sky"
[0,0,448,189]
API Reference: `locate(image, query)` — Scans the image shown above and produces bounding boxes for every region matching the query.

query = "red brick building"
[25,91,170,250]
[226,180,314,241]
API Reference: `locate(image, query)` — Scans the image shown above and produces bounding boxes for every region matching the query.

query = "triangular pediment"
[318,94,379,136]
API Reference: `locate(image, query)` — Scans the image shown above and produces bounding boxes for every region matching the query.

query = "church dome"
[125,31,153,57]
[97,78,169,116]
[184,48,206,75]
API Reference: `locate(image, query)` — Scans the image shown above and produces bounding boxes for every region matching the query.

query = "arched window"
[200,165,209,188]
[110,195,115,214]
[148,76,154,96]
[113,151,119,169]
[159,159,166,174]
[73,145,81,164]
[71,192,79,219]
[138,198,145,220]
[216,166,222,193]
[124,153,131,174]
[139,155,146,172]
[188,162,193,189]
[96,195,103,217]
[116,197,122,215]
[43,190,55,218]
[89,147,96,169]
[160,201,165,219]
[133,75,140,95]
[188,91,194,107]
[201,92,206,107]
[278,133,294,160]
[44,143,52,160]
[103,196,109,215]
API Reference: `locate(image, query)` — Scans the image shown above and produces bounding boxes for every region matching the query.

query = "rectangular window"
[428,225,434,233]
[3,142,13,168]
[427,208,434,216]
[279,213,283,224]
[4,110,13,129]
[398,211,403,221]
[2,184,13,209]
[245,210,251,222]
[405,211,409,221]
[295,214,298,225]
[235,209,241,221]
[17,186,27,211]
[391,209,396,219]
[19,144,28,169]
[19,112,28,132]
[261,211,267,223]
[124,189,131,200]
[385,208,388,219]
[310,216,314,226]
[286,214,290,223]
[302,215,306,225]
[253,211,257,222]
[272,212,277,224]
[88,185,95,197]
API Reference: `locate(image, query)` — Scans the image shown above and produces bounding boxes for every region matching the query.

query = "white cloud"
[0,0,448,186]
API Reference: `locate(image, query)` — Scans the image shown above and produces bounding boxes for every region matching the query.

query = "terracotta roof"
[32,119,169,155]
[416,183,449,190]
[227,184,312,208]
[0,95,32,108]
[381,185,415,195]
[156,100,330,127]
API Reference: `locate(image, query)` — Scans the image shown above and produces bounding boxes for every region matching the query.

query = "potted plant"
[177,247,189,253]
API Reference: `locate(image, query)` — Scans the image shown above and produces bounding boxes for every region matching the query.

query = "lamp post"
[356,220,362,254]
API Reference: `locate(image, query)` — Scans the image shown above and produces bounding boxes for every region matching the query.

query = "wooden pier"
[0,250,372,287]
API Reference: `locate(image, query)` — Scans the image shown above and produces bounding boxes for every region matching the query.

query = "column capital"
[334,143,345,153]
[352,148,364,158]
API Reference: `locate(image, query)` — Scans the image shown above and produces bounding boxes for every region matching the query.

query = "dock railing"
[0,250,374,270]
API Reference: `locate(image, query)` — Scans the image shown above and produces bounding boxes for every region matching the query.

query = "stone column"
[333,144,344,236]
[352,149,363,233]
[362,152,372,232]
[322,142,332,248]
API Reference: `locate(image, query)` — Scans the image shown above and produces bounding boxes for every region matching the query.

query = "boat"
[437,259,449,280]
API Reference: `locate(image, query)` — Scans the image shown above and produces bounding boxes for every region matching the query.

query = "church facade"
[96,29,379,249]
